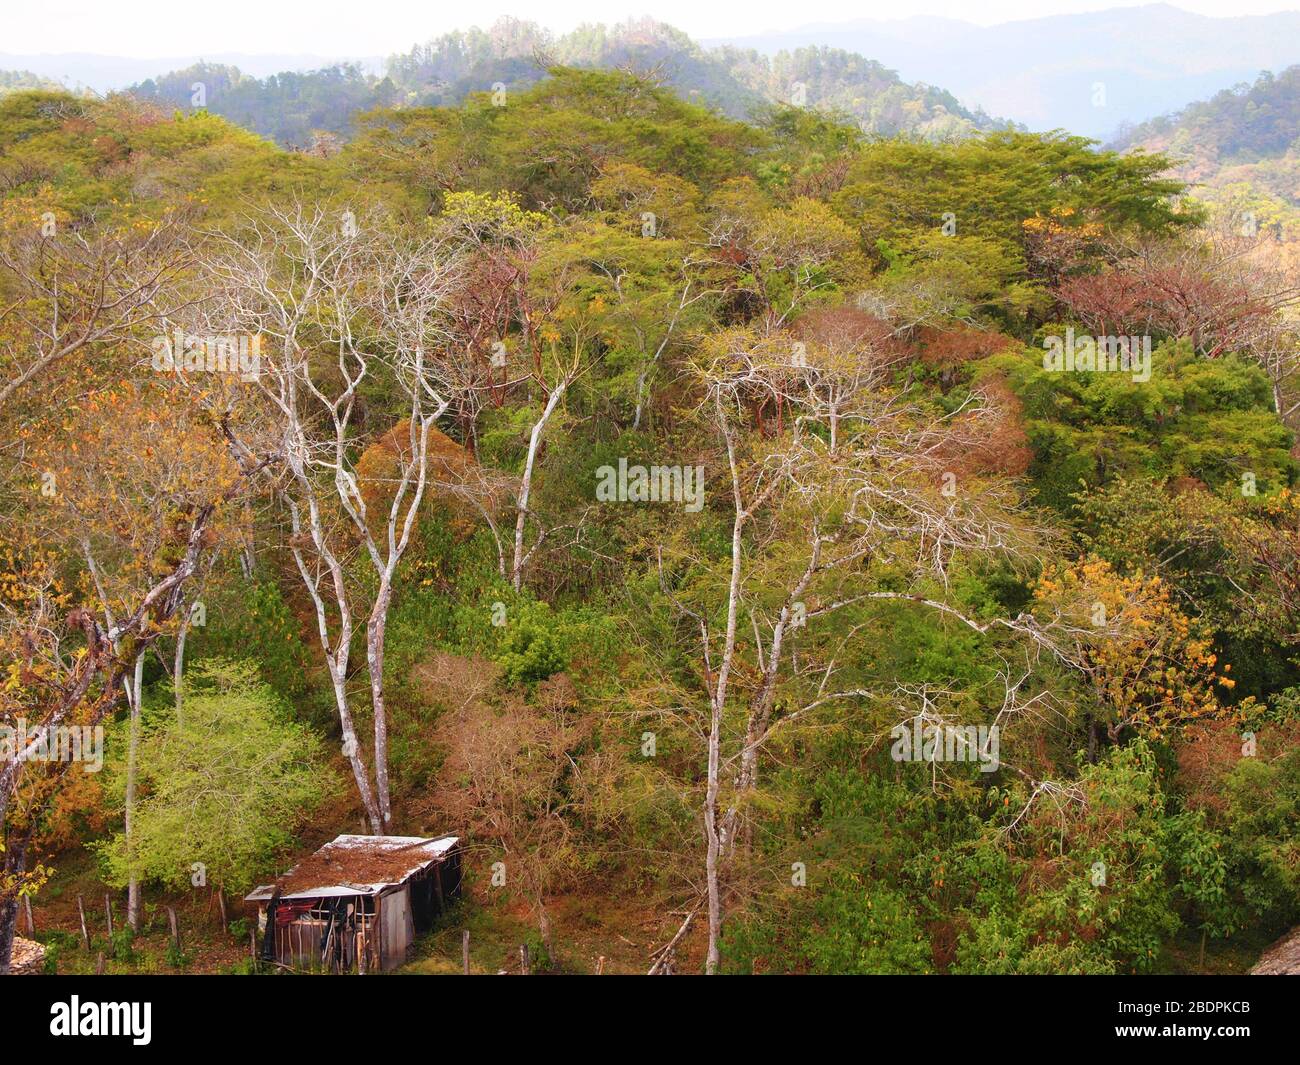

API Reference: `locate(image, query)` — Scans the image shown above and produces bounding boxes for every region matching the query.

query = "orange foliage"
[933,374,1032,481]
[1034,558,1242,742]
[355,420,481,539]
[916,325,1013,373]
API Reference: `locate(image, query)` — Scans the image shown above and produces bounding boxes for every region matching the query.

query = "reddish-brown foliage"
[916,325,1013,373]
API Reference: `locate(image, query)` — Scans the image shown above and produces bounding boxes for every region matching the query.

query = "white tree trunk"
[125,651,144,932]
[368,576,395,830]
[512,383,565,591]
[173,609,189,724]
[333,666,384,834]
[705,400,747,974]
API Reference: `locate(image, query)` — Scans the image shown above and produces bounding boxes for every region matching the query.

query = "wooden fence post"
[76,895,90,950]
[166,906,181,952]
[519,943,530,976]
[462,929,470,975]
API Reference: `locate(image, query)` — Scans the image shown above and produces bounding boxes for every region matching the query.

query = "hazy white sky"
[4,1,1297,56]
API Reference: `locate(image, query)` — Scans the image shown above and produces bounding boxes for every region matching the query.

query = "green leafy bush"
[94,660,335,895]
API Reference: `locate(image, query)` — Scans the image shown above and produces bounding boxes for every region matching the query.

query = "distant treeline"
[123,17,1011,148]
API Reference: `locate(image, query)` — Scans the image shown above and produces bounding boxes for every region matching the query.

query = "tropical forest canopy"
[0,56,1298,977]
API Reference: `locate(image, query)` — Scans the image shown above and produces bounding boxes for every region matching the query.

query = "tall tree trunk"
[722,545,819,858]
[704,698,725,975]
[705,416,746,974]
[0,833,31,975]
[330,665,384,834]
[367,577,395,832]
[173,608,190,724]
[125,651,144,932]
[633,366,651,431]
[286,505,384,835]
[512,383,565,591]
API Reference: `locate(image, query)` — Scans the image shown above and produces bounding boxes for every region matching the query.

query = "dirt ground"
[26,844,706,975]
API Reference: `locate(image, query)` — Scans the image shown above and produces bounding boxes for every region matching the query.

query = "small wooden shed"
[246,833,461,973]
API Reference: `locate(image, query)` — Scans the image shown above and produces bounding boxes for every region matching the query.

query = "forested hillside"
[711,4,1300,139]
[1,63,1298,978]
[1116,66,1300,165]
[124,18,1004,148]
[0,71,62,96]
[1114,66,1300,244]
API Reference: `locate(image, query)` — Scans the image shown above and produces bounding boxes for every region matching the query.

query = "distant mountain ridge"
[9,7,1300,144]
[0,70,62,96]
[0,52,384,93]
[6,18,1007,148]
[1112,65,1300,165]
[706,4,1300,139]
[1111,65,1300,238]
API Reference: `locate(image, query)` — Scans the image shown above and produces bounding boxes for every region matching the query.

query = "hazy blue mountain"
[705,4,1300,139]
[1110,65,1300,230]
[13,18,1004,148]
[12,7,1294,145]
[0,52,384,93]
[383,19,1004,137]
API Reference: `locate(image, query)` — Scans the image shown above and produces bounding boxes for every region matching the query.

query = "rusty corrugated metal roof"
[245,834,458,902]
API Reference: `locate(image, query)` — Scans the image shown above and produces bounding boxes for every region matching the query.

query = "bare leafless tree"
[658,323,1067,972]
[203,199,466,832]
[0,210,195,410]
